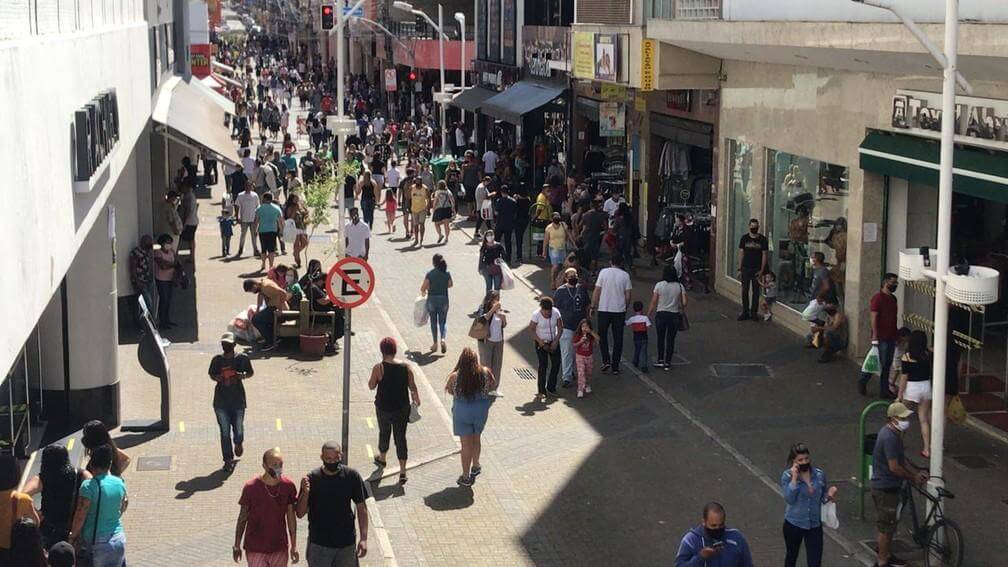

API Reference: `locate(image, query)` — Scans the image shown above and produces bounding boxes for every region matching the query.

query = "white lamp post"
[394,1,449,156]
[454,12,466,125]
[852,0,983,499]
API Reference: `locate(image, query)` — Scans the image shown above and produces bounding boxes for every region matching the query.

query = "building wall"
[713,58,1008,357]
[0,22,154,379]
[719,0,1008,23]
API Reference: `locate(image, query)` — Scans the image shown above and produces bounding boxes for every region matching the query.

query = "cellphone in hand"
[710,541,726,549]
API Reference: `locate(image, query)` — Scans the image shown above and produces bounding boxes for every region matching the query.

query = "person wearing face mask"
[780,444,838,567]
[295,442,369,567]
[674,502,753,567]
[860,273,900,399]
[209,332,254,471]
[543,213,575,287]
[870,402,927,567]
[809,301,848,363]
[736,218,768,322]
[152,234,178,330]
[553,268,590,388]
[129,234,156,320]
[234,448,298,566]
[477,231,506,296]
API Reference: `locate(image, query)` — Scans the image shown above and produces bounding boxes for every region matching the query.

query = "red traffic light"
[408,71,417,81]
[321,4,334,30]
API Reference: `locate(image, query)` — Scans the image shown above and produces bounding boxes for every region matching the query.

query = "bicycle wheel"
[923,519,964,567]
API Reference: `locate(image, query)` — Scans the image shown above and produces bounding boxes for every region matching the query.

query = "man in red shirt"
[234,448,299,566]
[859,273,900,399]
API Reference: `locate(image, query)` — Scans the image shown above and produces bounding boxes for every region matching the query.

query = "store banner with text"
[600,102,625,137]
[892,89,1008,151]
[190,44,211,78]
[640,39,656,91]
[572,32,594,79]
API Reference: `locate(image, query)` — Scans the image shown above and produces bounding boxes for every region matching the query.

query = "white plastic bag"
[414,296,429,327]
[862,345,881,375]
[480,199,494,220]
[282,218,298,243]
[499,261,515,290]
[821,501,840,530]
[801,299,824,322]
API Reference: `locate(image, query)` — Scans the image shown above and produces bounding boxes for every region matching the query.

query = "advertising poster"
[501,0,516,65]
[599,102,625,137]
[594,34,618,82]
[487,0,501,62]
[190,44,211,78]
[572,32,594,79]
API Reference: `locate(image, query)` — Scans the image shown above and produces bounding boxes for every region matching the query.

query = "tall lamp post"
[393,1,449,156]
[454,12,466,125]
[851,0,976,494]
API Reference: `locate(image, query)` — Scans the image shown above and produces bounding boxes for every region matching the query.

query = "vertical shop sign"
[190,44,212,78]
[572,32,594,79]
[594,34,619,82]
[640,39,656,91]
[487,0,501,62]
[501,0,516,66]
[476,0,487,60]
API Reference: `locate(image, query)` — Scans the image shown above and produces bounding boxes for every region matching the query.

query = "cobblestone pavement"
[112,101,1008,566]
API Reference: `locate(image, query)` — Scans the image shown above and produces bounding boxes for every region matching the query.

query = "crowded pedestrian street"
[5,1,1008,567]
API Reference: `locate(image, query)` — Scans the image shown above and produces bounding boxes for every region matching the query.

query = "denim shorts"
[452,398,490,436]
[548,248,565,265]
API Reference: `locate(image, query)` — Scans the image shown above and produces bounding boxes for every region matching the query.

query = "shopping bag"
[413,296,429,327]
[282,218,298,243]
[947,395,967,425]
[468,316,489,340]
[480,199,494,220]
[821,501,840,530]
[802,299,824,322]
[409,402,422,423]
[861,345,881,375]
[499,261,515,290]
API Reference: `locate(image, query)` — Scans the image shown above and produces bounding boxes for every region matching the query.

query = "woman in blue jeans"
[421,254,454,354]
[780,443,838,567]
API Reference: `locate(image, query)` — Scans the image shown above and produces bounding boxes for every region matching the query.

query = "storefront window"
[765,149,849,311]
[725,139,754,279]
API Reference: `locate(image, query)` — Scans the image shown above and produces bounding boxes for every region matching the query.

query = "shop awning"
[212,60,237,75]
[448,87,498,113]
[481,81,566,125]
[859,129,1008,204]
[194,75,237,115]
[152,76,241,165]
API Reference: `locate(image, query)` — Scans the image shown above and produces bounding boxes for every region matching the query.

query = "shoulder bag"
[75,476,102,567]
[468,315,489,340]
[677,283,690,331]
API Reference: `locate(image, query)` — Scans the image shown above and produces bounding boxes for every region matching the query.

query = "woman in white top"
[476,290,507,397]
[648,264,687,369]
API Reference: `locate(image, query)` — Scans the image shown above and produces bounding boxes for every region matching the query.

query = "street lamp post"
[394,1,449,156]
[851,0,974,494]
[454,12,466,126]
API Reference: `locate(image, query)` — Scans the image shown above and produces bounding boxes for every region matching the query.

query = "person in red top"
[573,319,599,398]
[320,94,333,115]
[234,448,299,567]
[859,273,900,399]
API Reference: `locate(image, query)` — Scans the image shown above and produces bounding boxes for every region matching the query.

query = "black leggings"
[376,404,410,461]
[783,520,823,567]
[513,223,528,260]
[654,311,681,363]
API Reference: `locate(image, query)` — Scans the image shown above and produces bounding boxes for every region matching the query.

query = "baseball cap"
[887,401,913,419]
[220,332,236,344]
[48,541,76,567]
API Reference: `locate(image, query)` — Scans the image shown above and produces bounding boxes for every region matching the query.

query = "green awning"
[859,129,1008,203]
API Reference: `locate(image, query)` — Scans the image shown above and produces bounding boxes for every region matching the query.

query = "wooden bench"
[273,299,340,338]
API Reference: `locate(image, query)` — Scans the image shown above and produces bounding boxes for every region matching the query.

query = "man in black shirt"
[579,200,609,272]
[296,441,369,566]
[736,218,768,321]
[553,268,590,388]
[209,332,254,471]
[493,185,518,263]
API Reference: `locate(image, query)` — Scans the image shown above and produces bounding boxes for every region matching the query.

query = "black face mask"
[798,463,811,472]
[323,461,341,472]
[567,277,578,286]
[887,283,898,293]
[749,227,759,234]
[705,527,726,542]
[222,343,236,354]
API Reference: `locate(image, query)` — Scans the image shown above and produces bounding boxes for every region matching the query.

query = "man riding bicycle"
[870,401,929,567]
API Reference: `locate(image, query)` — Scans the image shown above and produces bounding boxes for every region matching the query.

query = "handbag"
[468,316,490,340]
[677,283,690,331]
[75,476,102,567]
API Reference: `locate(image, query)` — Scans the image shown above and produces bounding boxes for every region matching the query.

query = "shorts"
[411,211,428,224]
[904,380,932,403]
[259,232,278,253]
[452,398,490,436]
[871,488,901,534]
[432,207,453,222]
[181,225,197,242]
[548,248,566,265]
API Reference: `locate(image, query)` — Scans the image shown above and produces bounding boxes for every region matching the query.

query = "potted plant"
[298,159,358,356]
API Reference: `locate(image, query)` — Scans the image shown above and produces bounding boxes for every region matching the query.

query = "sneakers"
[887,555,909,567]
[737,313,750,321]
[601,363,611,373]
[577,390,584,398]
[561,380,573,389]
[585,386,592,394]
[470,465,482,478]
[456,474,474,487]
[234,443,244,457]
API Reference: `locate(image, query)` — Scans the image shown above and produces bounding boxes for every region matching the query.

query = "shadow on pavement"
[175,467,235,499]
[370,483,406,502]
[112,430,168,451]
[422,486,474,511]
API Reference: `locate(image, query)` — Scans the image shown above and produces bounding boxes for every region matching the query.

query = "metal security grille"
[136,456,172,471]
[675,0,722,20]
[514,368,536,381]
[576,0,631,25]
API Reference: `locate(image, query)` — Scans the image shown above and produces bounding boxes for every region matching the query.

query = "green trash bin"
[430,155,457,184]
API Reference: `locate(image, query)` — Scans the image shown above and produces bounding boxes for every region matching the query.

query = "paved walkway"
[109,100,1008,566]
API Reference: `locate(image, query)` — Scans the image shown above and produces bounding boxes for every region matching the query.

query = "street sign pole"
[341,307,351,464]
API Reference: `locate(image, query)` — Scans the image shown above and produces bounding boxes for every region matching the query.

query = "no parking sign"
[325,257,376,309]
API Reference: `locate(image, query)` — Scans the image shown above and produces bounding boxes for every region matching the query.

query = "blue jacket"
[780,467,829,530]
[674,525,753,567]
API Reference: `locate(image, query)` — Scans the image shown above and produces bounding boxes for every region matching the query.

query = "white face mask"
[895,419,912,432]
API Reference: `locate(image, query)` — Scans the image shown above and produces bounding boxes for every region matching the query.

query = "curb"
[965,414,1008,445]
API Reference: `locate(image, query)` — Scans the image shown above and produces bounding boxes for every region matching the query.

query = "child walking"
[384,188,398,233]
[573,319,599,398]
[758,271,777,321]
[218,208,236,257]
[626,301,653,373]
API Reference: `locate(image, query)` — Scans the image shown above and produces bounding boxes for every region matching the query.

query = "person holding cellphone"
[780,443,838,567]
[674,502,753,567]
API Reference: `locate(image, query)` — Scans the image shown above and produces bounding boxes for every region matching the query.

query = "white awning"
[152,76,241,165]
[212,60,237,75]
[194,75,237,115]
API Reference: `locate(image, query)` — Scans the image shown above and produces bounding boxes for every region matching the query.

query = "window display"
[764,149,849,311]
[726,139,754,279]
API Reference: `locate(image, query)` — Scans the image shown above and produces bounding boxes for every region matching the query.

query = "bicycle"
[898,471,964,567]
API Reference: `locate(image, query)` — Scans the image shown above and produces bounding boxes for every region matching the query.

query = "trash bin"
[430,155,456,184]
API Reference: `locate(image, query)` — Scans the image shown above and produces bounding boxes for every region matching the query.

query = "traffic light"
[321,4,334,30]
[408,70,417,81]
